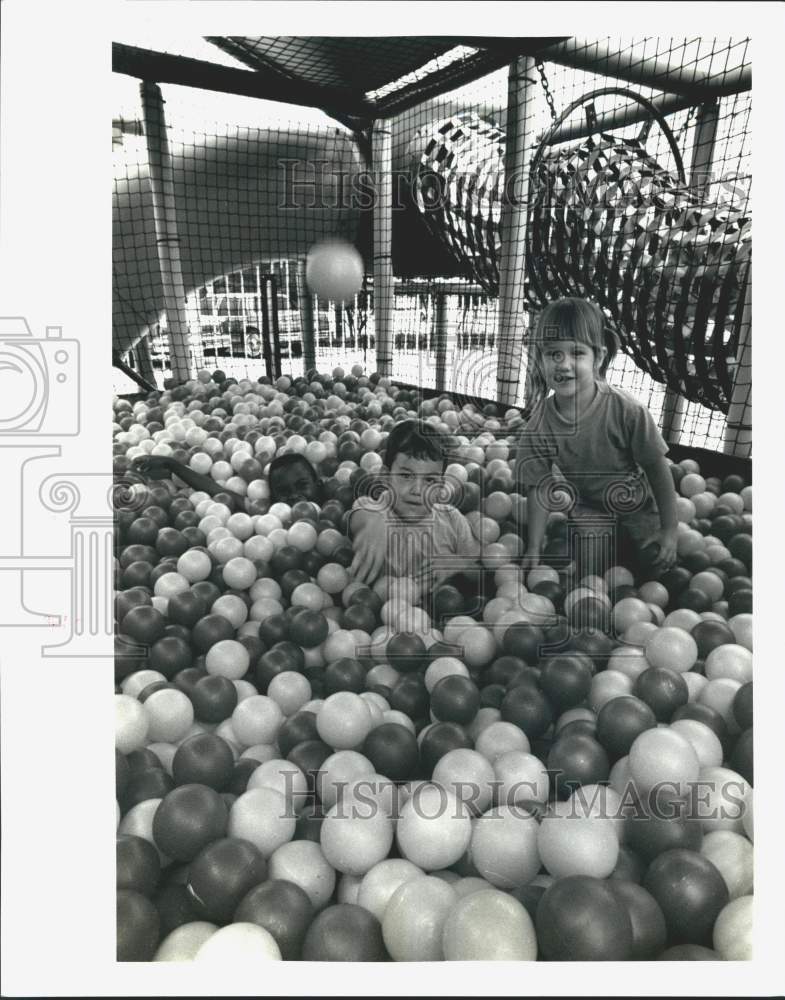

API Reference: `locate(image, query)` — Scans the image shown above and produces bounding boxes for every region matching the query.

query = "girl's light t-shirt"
[351,494,481,583]
[514,381,669,518]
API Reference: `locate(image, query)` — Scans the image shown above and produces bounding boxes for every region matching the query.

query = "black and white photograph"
[1,1,783,995]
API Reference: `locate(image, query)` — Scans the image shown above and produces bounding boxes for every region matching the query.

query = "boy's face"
[269,463,317,505]
[389,453,443,517]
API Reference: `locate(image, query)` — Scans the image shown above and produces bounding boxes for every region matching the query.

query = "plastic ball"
[320,794,394,876]
[470,805,541,888]
[193,922,282,962]
[538,812,619,878]
[316,692,373,750]
[116,695,150,754]
[186,837,268,923]
[227,787,296,857]
[356,859,424,923]
[628,727,700,797]
[117,889,160,961]
[700,831,754,899]
[382,876,457,961]
[301,903,388,961]
[267,840,336,910]
[396,785,472,870]
[144,689,195,743]
[609,880,667,960]
[234,878,314,960]
[643,849,729,946]
[152,784,228,861]
[713,895,753,960]
[305,239,364,303]
[536,876,633,961]
[153,922,218,961]
[441,889,537,961]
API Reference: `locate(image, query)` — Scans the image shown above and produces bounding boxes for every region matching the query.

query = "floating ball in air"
[305,240,364,303]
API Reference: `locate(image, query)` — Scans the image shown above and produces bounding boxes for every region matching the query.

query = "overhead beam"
[112,42,375,119]
[537,37,751,98]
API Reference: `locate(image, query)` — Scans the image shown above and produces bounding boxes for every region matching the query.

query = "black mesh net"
[113,36,751,456]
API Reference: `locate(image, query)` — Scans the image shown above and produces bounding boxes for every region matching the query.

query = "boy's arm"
[348,505,389,585]
[640,456,679,569]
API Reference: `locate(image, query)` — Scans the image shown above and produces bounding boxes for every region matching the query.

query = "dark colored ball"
[225,758,259,796]
[609,879,668,960]
[547,734,610,799]
[677,588,713,614]
[362,723,420,782]
[728,588,753,616]
[125,748,164,775]
[116,749,131,801]
[430,675,481,725]
[386,632,427,673]
[277,711,320,759]
[671,702,731,753]
[567,629,615,672]
[288,609,329,648]
[389,676,430,720]
[302,903,388,961]
[122,604,166,645]
[116,584,153,620]
[172,734,235,791]
[165,592,208,632]
[733,682,753,731]
[117,889,160,961]
[536,876,634,961]
[483,655,528,687]
[173,666,208,701]
[661,566,693,598]
[658,944,720,960]
[191,675,239,723]
[626,799,704,865]
[539,654,593,712]
[186,837,268,923]
[633,667,689,722]
[258,614,290,647]
[691,619,737,659]
[153,884,200,938]
[609,845,646,884]
[151,784,228,862]
[500,684,554,739]
[643,849,729,945]
[419,722,472,775]
[286,740,333,794]
[116,835,161,897]
[480,683,506,709]
[190,580,222,611]
[324,657,365,695]
[234,879,315,960]
[191,614,235,655]
[123,768,175,811]
[531,579,566,613]
[148,636,193,679]
[501,622,546,664]
[595,695,657,759]
[729,727,753,785]
[294,804,326,843]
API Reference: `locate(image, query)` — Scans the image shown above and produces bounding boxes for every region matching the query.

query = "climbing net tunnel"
[113,36,752,455]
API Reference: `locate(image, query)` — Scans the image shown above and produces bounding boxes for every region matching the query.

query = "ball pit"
[113,368,753,963]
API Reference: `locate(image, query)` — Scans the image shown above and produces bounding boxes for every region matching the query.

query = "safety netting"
[112,35,751,455]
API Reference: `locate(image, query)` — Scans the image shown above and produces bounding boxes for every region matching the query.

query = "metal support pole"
[133,333,157,387]
[140,82,191,384]
[371,121,394,378]
[296,259,317,374]
[497,56,538,408]
[661,99,720,445]
[434,294,450,393]
[723,265,752,458]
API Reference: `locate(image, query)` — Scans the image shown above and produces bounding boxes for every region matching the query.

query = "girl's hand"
[645,527,678,571]
[350,528,387,585]
[132,454,175,478]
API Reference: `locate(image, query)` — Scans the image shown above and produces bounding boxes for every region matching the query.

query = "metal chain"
[674,104,698,147]
[535,59,558,122]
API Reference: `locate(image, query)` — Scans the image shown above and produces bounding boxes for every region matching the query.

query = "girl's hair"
[267,453,320,498]
[527,297,617,400]
[385,419,450,470]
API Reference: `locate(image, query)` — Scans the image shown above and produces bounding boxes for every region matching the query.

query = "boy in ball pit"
[512,297,679,581]
[349,419,484,607]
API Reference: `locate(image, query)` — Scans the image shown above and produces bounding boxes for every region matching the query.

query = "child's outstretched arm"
[133,456,246,512]
[640,456,679,570]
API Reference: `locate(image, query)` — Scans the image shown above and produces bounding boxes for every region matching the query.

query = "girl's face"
[539,339,604,400]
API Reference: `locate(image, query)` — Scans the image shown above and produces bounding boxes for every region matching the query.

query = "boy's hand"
[644,527,678,571]
[350,527,387,585]
[132,454,175,479]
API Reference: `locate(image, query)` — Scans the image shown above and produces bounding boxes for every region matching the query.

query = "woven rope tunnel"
[409,106,751,412]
